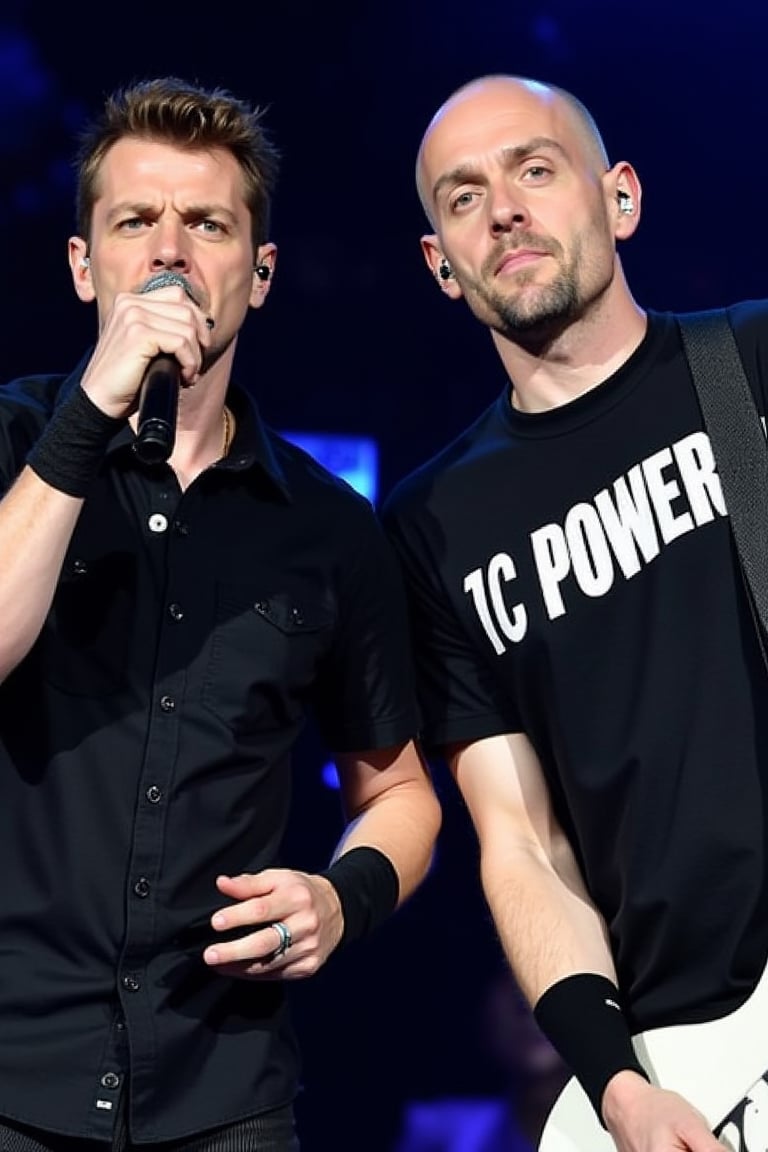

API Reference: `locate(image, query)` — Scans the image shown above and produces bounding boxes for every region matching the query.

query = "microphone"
[133,271,197,465]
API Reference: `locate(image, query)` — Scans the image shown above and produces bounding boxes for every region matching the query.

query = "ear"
[68,236,96,302]
[603,161,642,241]
[249,242,278,309]
[421,233,462,300]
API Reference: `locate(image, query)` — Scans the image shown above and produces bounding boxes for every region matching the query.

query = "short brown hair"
[74,76,280,252]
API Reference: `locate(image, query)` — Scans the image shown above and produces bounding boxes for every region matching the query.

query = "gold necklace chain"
[222,406,233,457]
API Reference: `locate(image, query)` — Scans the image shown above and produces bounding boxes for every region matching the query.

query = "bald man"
[382,75,768,1152]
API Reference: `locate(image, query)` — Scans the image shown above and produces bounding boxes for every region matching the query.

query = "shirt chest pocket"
[201,582,335,732]
[38,552,136,697]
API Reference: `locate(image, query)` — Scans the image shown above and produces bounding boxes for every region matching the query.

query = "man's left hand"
[202,869,343,979]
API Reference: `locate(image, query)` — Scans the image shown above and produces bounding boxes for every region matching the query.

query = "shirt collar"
[58,349,291,502]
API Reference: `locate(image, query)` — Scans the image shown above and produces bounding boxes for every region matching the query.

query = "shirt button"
[173,520,190,536]
[159,695,176,712]
[101,1072,120,1089]
[121,974,140,993]
[73,558,88,576]
[148,513,169,534]
[146,785,162,804]
[290,606,305,626]
[254,600,269,615]
[168,603,184,621]
[133,877,150,898]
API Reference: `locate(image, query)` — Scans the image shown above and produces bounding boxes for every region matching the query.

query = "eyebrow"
[104,201,239,226]
[181,203,239,224]
[104,201,154,226]
[431,136,570,204]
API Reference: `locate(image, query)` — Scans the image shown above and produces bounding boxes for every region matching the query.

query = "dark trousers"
[0,1104,300,1152]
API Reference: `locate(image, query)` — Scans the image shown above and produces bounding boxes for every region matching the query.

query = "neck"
[130,384,234,491]
[495,291,648,414]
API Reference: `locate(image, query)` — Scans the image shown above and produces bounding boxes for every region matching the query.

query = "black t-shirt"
[382,303,768,1033]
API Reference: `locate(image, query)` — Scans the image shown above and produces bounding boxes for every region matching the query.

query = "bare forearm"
[452,734,615,1004]
[481,836,616,1006]
[0,467,83,680]
[333,776,441,904]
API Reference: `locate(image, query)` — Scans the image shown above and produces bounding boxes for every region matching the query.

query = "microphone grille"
[138,271,197,300]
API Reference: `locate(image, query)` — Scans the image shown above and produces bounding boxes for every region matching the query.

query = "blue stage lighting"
[281,431,379,504]
[321,761,340,790]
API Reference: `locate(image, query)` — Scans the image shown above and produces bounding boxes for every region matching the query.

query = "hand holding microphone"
[27,270,209,497]
[133,271,202,465]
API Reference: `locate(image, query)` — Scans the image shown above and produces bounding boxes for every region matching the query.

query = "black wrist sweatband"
[320,846,400,948]
[533,974,649,1126]
[27,385,124,498]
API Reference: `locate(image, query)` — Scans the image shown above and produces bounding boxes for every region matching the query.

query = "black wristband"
[533,973,649,1125]
[27,385,124,498]
[320,846,399,949]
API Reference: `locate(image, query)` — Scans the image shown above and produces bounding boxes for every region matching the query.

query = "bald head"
[416,75,610,226]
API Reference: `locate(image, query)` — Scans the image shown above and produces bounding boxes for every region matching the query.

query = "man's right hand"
[79,281,212,419]
[602,1071,726,1151]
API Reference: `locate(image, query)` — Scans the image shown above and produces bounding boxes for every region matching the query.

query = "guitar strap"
[676,309,768,669]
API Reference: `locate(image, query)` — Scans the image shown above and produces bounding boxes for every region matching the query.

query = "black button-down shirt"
[0,361,418,1142]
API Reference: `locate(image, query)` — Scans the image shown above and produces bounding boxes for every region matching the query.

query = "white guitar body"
[539,963,768,1152]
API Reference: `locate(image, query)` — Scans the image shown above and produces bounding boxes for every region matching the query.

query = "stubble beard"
[472,224,611,346]
[493,268,580,338]
[483,243,583,343]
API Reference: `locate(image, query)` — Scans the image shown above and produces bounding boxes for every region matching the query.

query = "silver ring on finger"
[262,920,292,965]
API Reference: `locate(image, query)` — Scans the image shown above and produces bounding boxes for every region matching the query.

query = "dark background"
[2,2,766,1147]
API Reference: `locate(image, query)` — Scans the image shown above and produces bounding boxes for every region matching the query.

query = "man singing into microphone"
[0,76,440,1151]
